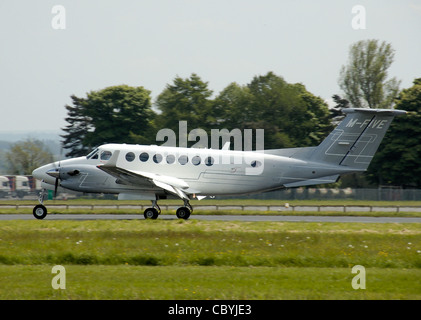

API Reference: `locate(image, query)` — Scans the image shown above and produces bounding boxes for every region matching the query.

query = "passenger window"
[100,151,112,160]
[125,152,135,162]
[153,154,163,163]
[178,155,188,165]
[205,156,214,166]
[139,152,149,162]
[192,156,201,166]
[166,154,175,164]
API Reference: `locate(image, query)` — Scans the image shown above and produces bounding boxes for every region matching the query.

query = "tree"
[61,95,92,157]
[215,72,332,149]
[339,39,400,109]
[366,78,421,187]
[155,74,215,146]
[212,82,253,129]
[61,85,155,157]
[5,139,54,175]
[329,94,351,125]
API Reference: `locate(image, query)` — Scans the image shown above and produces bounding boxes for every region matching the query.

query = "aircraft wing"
[97,151,190,200]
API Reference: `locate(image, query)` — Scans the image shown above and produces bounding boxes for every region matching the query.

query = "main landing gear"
[143,199,192,220]
[143,200,161,219]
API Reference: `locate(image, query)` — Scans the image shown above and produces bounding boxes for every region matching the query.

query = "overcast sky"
[1,0,420,133]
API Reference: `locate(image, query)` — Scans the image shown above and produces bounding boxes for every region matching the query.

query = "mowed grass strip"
[0,220,420,299]
[0,220,420,268]
[1,265,420,300]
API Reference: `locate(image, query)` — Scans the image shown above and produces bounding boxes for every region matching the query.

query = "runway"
[1,214,421,223]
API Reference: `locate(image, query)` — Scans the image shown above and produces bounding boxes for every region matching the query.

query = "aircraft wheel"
[33,204,48,220]
[144,208,159,220]
[176,207,191,220]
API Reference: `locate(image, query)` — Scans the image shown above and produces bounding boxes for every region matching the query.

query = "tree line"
[5,39,421,188]
[61,72,334,157]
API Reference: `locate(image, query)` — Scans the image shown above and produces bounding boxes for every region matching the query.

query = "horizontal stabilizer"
[284,175,340,188]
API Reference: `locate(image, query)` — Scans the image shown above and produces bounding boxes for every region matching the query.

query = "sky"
[0,0,420,133]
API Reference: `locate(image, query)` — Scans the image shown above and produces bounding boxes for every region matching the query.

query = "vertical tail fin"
[309,108,406,170]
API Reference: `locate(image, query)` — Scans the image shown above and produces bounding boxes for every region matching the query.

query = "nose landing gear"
[33,204,48,220]
[33,189,48,220]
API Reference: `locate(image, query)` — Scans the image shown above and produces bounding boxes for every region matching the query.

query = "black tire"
[144,207,159,219]
[33,204,47,220]
[176,207,191,220]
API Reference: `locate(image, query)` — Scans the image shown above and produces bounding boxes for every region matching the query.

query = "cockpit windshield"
[86,148,113,160]
[86,148,99,159]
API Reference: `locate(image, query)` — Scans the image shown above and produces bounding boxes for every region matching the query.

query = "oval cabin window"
[178,155,188,165]
[153,154,163,163]
[125,152,135,162]
[139,152,149,162]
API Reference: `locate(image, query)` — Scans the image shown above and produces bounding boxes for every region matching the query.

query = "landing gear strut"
[33,189,48,220]
[143,200,161,220]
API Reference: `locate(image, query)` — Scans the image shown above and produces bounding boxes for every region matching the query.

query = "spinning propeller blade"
[54,176,59,198]
[54,161,61,199]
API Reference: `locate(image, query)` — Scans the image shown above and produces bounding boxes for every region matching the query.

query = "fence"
[218,188,421,201]
[2,185,421,202]
[2,203,421,213]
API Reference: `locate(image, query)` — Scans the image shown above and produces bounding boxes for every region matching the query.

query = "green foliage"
[244,73,332,149]
[154,73,215,147]
[339,39,400,109]
[61,95,92,157]
[367,78,421,187]
[156,72,332,149]
[61,85,154,157]
[59,72,333,155]
[5,139,54,175]
[83,85,154,146]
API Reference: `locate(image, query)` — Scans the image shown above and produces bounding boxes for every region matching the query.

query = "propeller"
[46,161,61,198]
[54,161,61,198]
[54,174,59,198]
[47,164,81,199]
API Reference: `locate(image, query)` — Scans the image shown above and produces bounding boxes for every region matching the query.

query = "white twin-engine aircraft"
[32,108,405,220]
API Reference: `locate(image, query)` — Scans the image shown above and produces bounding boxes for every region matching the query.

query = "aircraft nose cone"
[32,163,57,184]
[46,169,60,178]
[32,167,43,180]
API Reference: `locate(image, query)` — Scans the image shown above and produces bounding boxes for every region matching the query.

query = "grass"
[1,265,420,300]
[0,219,420,299]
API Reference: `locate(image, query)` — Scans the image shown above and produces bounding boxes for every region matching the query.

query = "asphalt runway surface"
[1,214,421,223]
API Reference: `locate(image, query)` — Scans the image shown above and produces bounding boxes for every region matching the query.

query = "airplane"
[32,108,406,220]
